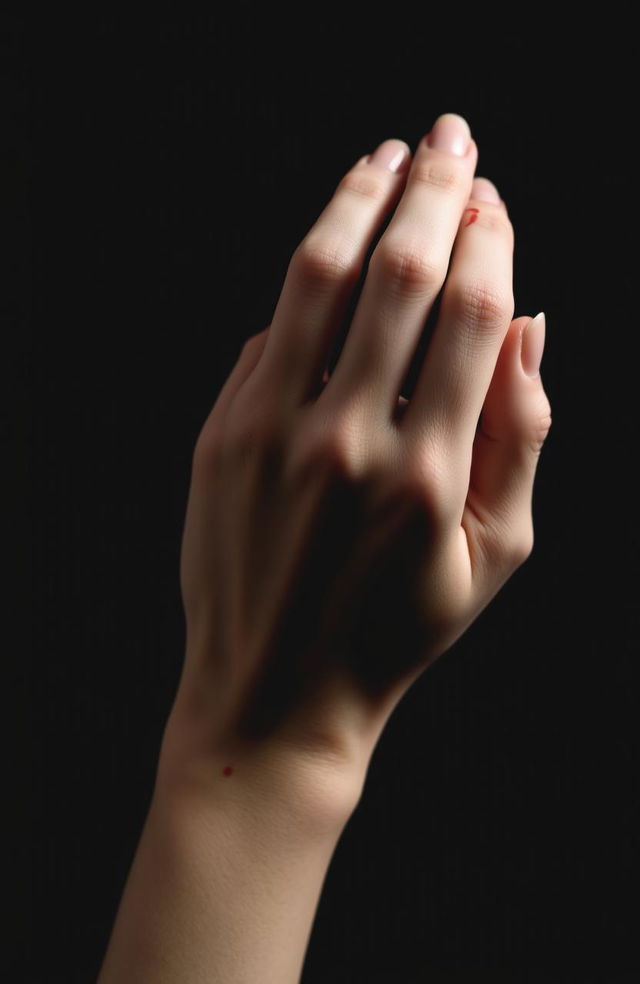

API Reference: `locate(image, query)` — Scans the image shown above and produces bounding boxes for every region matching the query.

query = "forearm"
[97,719,359,983]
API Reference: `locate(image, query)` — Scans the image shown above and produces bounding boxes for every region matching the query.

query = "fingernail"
[472,177,501,204]
[521,312,546,378]
[426,113,471,156]
[368,139,409,173]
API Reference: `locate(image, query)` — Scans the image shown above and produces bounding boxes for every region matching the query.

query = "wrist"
[155,682,366,840]
[100,690,359,983]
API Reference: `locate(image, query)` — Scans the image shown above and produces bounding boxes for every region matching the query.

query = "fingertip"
[470,176,501,205]
[514,315,534,338]
[520,312,546,379]
[367,138,412,174]
[490,317,533,387]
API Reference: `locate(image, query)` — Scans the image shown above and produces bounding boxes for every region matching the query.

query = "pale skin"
[98,113,552,982]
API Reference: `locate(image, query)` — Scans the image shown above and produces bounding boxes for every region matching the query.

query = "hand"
[164,113,552,809]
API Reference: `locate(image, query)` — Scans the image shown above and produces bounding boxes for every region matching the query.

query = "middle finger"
[322,113,478,417]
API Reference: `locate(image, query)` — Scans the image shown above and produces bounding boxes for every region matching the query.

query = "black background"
[14,10,639,983]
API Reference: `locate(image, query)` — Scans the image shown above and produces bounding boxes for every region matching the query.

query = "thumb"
[465,313,553,581]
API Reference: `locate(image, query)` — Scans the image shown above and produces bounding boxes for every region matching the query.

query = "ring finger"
[402,178,515,501]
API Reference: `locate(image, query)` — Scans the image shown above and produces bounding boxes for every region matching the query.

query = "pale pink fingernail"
[368,139,410,173]
[472,177,501,204]
[426,113,471,156]
[521,312,546,378]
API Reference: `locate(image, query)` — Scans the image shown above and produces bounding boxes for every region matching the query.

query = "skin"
[98,113,552,982]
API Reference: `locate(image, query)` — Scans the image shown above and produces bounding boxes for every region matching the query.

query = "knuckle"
[303,425,364,481]
[527,405,553,457]
[337,168,388,202]
[468,205,515,242]
[447,279,514,333]
[293,236,359,288]
[391,460,454,528]
[411,159,463,194]
[371,241,444,295]
[291,405,384,488]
